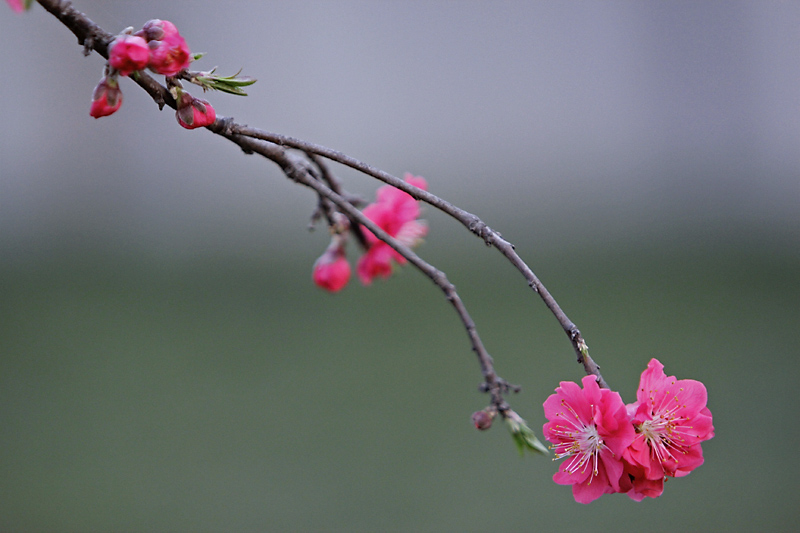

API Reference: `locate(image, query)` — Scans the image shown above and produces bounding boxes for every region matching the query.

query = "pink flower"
[89,75,123,118]
[356,174,428,285]
[140,20,191,76]
[312,243,351,293]
[543,375,636,504]
[175,92,216,129]
[6,0,24,13]
[108,34,150,76]
[622,358,714,501]
[356,242,394,284]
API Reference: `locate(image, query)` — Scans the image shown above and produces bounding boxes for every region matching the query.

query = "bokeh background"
[1,1,798,531]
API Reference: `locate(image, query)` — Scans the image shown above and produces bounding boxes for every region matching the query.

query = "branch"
[213,127,518,410]
[34,0,606,405]
[229,126,607,387]
[305,153,368,248]
[28,0,721,499]
[34,0,526,408]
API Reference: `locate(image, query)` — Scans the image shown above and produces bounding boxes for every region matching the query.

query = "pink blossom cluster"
[90,19,214,129]
[312,174,428,292]
[543,358,714,504]
[106,19,191,78]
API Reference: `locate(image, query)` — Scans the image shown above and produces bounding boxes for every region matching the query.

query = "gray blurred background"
[1,1,798,531]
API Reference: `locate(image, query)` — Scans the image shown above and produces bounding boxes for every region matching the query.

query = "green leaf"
[190,68,257,96]
[505,413,549,456]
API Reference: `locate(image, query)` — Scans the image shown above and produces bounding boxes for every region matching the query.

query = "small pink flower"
[175,92,216,129]
[89,75,123,118]
[312,244,351,293]
[622,359,714,501]
[356,241,395,284]
[108,34,150,76]
[356,174,428,285]
[147,26,191,76]
[543,375,636,504]
[6,0,24,13]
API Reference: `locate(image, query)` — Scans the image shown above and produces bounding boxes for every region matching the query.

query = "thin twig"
[305,153,368,248]
[207,130,512,410]
[228,126,607,387]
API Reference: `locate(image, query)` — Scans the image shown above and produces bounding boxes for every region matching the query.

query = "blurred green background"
[1,1,799,531]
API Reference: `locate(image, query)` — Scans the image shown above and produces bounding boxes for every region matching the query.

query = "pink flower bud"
[135,19,180,42]
[89,75,123,118]
[312,245,351,293]
[175,92,216,129]
[146,23,191,76]
[108,34,150,76]
[471,409,494,430]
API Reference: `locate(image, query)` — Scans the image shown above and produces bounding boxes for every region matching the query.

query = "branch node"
[37,0,612,406]
[467,218,495,246]
[82,33,94,56]
[498,378,522,394]
[480,378,521,398]
[481,226,494,246]
[220,116,236,136]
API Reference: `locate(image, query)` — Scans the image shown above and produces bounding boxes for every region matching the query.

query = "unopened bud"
[135,19,180,42]
[143,20,191,76]
[471,409,495,430]
[175,91,216,129]
[108,34,149,76]
[312,238,351,293]
[90,73,123,118]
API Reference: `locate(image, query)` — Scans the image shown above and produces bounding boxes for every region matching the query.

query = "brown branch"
[305,153,368,248]
[34,0,607,392]
[37,0,113,57]
[229,126,608,387]
[206,129,515,410]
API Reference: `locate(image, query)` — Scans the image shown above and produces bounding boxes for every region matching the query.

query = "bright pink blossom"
[543,375,636,504]
[622,358,714,501]
[313,244,351,293]
[89,75,123,118]
[108,34,150,76]
[175,92,216,129]
[142,20,191,76]
[6,0,24,13]
[356,174,428,285]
